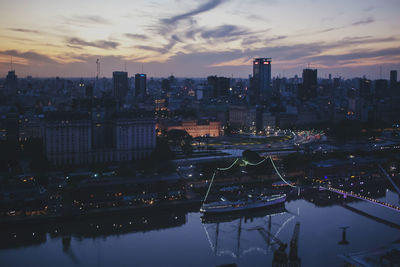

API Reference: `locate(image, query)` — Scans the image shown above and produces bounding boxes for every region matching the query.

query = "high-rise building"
[113,71,128,104]
[333,77,340,89]
[252,58,272,102]
[299,69,317,101]
[161,78,170,92]
[207,76,230,97]
[5,70,18,92]
[390,70,397,90]
[135,73,147,97]
[359,78,371,99]
[85,84,94,98]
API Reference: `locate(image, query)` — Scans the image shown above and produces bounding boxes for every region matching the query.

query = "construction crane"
[251,226,288,266]
[251,222,301,267]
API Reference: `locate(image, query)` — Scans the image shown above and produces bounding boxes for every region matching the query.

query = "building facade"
[162,120,222,137]
[44,111,156,166]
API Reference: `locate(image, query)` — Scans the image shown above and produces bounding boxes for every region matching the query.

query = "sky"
[0,0,399,79]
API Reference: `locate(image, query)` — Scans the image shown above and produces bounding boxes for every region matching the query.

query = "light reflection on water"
[0,188,399,267]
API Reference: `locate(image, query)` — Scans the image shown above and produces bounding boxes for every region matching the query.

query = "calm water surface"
[1,188,399,267]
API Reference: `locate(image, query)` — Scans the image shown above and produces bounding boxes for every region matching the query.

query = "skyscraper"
[5,70,18,92]
[390,70,397,90]
[252,58,271,102]
[135,73,147,97]
[113,71,128,104]
[299,69,317,101]
[207,76,230,97]
[359,78,371,99]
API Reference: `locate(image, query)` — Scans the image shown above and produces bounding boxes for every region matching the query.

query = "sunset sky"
[0,0,399,78]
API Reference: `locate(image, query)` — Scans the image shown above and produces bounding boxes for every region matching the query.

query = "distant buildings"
[252,58,272,103]
[135,73,147,98]
[112,71,128,104]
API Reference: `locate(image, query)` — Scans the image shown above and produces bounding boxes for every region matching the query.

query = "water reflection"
[201,207,297,260]
[0,206,196,250]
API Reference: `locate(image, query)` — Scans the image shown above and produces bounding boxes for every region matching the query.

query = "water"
[1,189,399,267]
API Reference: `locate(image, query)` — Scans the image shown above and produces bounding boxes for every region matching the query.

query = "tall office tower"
[85,84,94,98]
[252,58,272,102]
[5,70,18,92]
[333,77,340,89]
[390,70,397,90]
[207,76,230,97]
[161,78,170,92]
[299,68,317,101]
[113,71,128,104]
[135,73,147,97]
[359,78,371,99]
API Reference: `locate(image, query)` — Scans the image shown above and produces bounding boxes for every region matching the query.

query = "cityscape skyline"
[0,0,399,79]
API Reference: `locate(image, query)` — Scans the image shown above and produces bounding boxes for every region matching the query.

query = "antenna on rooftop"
[141,64,144,73]
[379,65,382,79]
[10,56,13,71]
[124,61,127,72]
[96,59,100,80]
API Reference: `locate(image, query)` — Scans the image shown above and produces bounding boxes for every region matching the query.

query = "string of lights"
[202,154,297,203]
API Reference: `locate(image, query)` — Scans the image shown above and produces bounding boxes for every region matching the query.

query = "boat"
[200,194,286,214]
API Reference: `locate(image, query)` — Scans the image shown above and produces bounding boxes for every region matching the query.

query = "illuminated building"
[135,73,147,97]
[252,58,272,102]
[160,120,222,137]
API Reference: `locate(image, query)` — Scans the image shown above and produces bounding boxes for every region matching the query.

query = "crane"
[251,222,301,267]
[250,226,288,266]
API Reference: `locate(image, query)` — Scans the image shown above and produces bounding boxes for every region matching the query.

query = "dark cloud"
[307,47,400,63]
[351,16,374,26]
[200,25,249,39]
[125,33,148,40]
[69,15,111,25]
[339,36,398,45]
[316,16,375,34]
[242,36,261,46]
[0,50,57,64]
[67,38,119,49]
[161,0,225,25]
[265,35,287,42]
[7,28,41,34]
[135,37,178,54]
